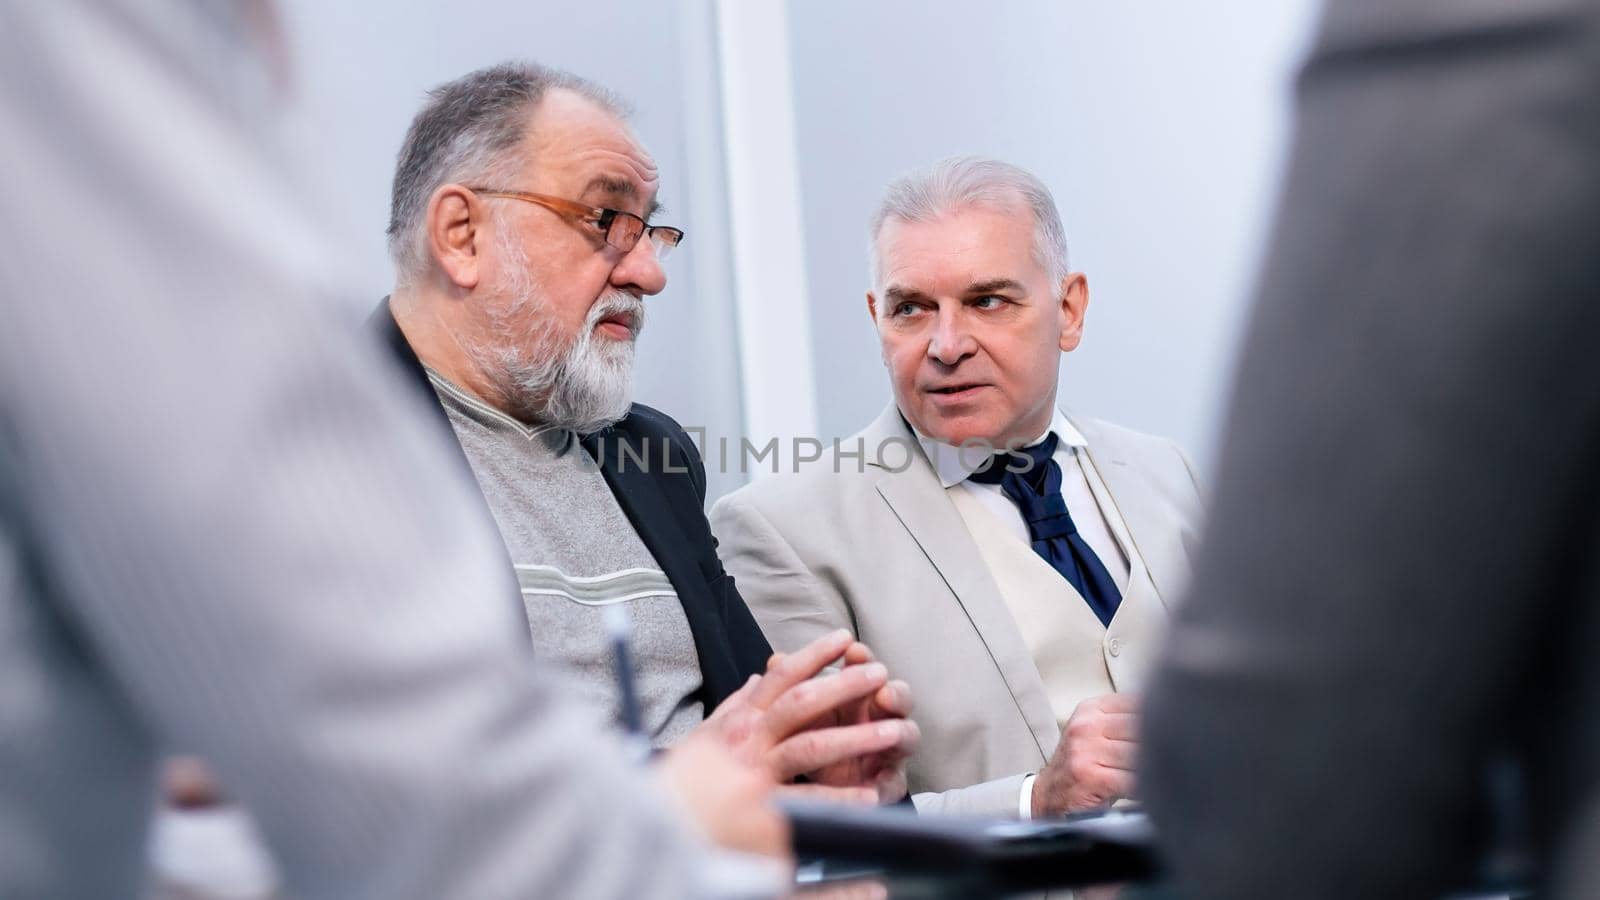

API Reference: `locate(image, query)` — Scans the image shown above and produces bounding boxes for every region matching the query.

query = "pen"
[604,604,651,764]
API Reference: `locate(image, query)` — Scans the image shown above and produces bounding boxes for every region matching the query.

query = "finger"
[726,673,763,705]
[870,679,913,719]
[1093,764,1136,800]
[766,652,785,672]
[764,663,888,738]
[844,726,919,786]
[775,782,878,806]
[771,720,914,780]
[749,629,854,708]
[874,767,909,804]
[704,673,762,726]
[842,641,876,666]
[1100,711,1139,742]
[864,717,920,762]
[1097,737,1139,772]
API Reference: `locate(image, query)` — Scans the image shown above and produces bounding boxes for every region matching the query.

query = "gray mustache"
[588,293,646,337]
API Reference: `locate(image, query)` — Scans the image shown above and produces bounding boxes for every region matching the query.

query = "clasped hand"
[693,629,919,805]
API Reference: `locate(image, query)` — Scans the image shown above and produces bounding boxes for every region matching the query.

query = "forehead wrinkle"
[880,250,988,300]
[877,211,1040,297]
[572,147,659,213]
[575,144,658,182]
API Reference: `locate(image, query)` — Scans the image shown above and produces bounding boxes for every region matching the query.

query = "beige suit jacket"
[711,404,1203,816]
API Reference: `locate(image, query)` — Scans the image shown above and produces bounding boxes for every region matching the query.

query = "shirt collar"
[912,408,1087,489]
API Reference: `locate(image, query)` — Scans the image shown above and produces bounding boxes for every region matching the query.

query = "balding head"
[387,61,629,284]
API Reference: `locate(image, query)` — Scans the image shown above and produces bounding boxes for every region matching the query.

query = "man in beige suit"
[711,156,1202,819]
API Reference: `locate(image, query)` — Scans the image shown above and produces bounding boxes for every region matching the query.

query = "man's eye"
[974,295,1003,309]
[893,302,921,317]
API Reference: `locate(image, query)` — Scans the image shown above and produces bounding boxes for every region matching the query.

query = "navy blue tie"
[968,433,1123,627]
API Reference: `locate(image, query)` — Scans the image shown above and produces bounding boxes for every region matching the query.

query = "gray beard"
[469,237,643,433]
[532,292,641,434]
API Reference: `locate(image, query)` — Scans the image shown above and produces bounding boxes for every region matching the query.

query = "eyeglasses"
[467,187,684,260]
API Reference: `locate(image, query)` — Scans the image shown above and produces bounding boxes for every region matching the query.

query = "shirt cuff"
[1018,772,1037,820]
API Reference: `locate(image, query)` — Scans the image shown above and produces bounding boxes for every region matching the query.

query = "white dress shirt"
[915,410,1131,594]
[915,410,1131,818]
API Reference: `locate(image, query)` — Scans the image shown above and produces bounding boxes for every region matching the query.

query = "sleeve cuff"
[1018,772,1037,820]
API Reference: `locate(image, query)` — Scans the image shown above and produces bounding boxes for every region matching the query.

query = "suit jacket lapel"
[1074,416,1185,610]
[864,405,1060,758]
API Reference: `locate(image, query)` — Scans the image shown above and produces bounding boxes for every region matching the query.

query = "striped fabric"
[516,564,679,606]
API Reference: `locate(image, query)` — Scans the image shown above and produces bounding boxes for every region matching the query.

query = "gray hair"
[867,155,1070,289]
[387,61,629,282]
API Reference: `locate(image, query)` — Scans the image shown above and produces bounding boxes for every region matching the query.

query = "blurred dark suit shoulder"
[1141,1,1600,897]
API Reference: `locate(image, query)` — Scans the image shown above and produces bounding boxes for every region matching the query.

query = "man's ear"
[1058,272,1089,352]
[427,184,484,290]
[866,290,879,325]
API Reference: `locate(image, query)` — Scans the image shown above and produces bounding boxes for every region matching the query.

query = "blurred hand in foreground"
[658,729,790,860]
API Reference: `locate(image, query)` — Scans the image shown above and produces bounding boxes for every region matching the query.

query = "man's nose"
[610,236,668,297]
[927,311,977,365]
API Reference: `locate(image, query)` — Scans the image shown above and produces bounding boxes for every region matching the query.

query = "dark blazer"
[1141,2,1600,898]
[370,301,772,712]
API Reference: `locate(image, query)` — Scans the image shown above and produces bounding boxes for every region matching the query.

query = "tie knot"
[967,432,1060,490]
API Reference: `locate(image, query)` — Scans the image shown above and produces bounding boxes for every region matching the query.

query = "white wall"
[787,2,1318,471]
[278,0,750,498]
[279,0,1319,497]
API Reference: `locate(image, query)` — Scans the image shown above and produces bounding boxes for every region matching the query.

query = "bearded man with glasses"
[373,61,918,806]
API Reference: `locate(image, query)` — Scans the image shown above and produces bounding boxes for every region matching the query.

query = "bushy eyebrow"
[882,285,932,305]
[965,278,1025,296]
[882,278,1024,305]
[581,175,660,219]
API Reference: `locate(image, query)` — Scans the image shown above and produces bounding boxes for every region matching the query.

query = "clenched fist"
[1033,693,1139,817]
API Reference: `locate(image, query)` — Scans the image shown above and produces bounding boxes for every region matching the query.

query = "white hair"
[867,155,1070,289]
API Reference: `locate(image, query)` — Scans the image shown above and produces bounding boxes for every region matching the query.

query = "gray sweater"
[430,372,704,746]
